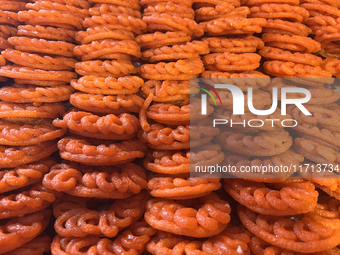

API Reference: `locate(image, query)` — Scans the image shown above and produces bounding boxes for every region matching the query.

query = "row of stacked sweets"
[136,0,254,254]
[219,0,340,254]
[134,0,243,253]
[0,0,79,253]
[36,0,155,254]
[290,0,340,212]
[312,1,340,78]
[0,0,26,82]
[0,1,27,62]
[191,0,340,254]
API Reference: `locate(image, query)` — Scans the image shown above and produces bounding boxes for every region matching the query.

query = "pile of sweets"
[0,0,338,254]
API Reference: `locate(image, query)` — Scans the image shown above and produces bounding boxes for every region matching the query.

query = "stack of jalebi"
[138,0,225,202]
[246,0,333,80]
[0,1,82,252]
[54,0,148,165]
[34,1,154,254]
[0,0,339,254]
[197,0,267,79]
[136,1,237,252]
[303,0,340,59]
[0,0,27,83]
[317,14,340,79]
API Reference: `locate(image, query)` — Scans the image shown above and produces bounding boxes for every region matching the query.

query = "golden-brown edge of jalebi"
[249,4,310,22]
[138,119,220,150]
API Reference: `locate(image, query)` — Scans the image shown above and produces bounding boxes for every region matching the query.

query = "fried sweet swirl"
[71,75,144,95]
[238,204,340,253]
[142,80,190,102]
[0,158,55,194]
[0,102,66,120]
[203,52,261,71]
[147,224,251,255]
[73,40,141,61]
[145,193,231,238]
[75,60,137,77]
[200,16,267,36]
[58,137,147,165]
[51,219,156,255]
[142,41,209,62]
[264,61,332,78]
[18,10,83,31]
[8,37,75,57]
[202,35,264,53]
[148,173,221,199]
[0,184,61,219]
[0,66,76,83]
[225,179,318,216]
[70,93,143,114]
[43,162,147,199]
[0,141,57,169]
[0,209,51,254]
[53,110,140,140]
[0,84,74,103]
[139,58,204,80]
[0,119,66,146]
[143,13,203,37]
[2,49,76,70]
[54,190,148,237]
[136,31,191,49]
